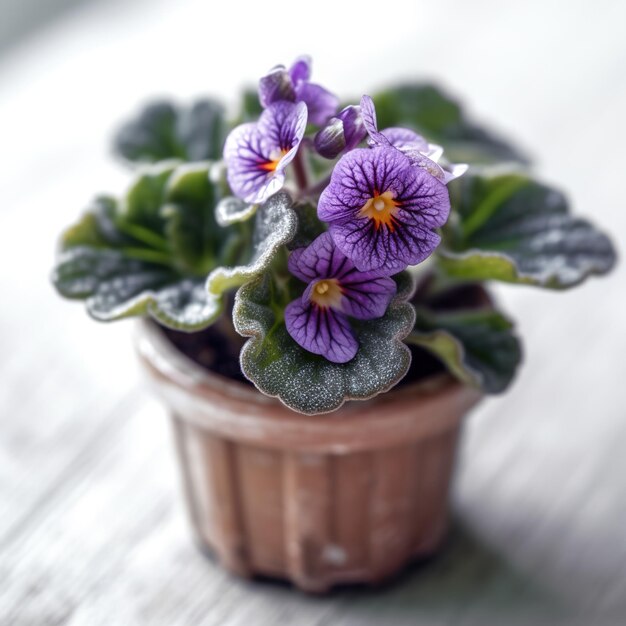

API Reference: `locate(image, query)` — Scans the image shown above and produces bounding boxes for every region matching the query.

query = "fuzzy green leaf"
[408,308,521,394]
[371,84,527,165]
[161,162,222,275]
[233,272,416,415]
[216,196,258,226]
[52,246,224,330]
[113,99,228,164]
[61,196,127,249]
[123,160,180,232]
[439,172,617,288]
[53,164,299,330]
[288,202,327,250]
[207,192,298,295]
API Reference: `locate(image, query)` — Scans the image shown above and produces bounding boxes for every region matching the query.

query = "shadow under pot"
[135,319,482,593]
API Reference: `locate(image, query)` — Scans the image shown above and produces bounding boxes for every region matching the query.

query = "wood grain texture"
[1,0,625,624]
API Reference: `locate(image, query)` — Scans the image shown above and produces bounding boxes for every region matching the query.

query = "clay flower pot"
[136,320,482,593]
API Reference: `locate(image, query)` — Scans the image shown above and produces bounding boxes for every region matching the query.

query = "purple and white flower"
[224,101,307,203]
[285,232,396,363]
[314,105,367,159]
[318,146,450,274]
[360,95,467,184]
[259,56,339,126]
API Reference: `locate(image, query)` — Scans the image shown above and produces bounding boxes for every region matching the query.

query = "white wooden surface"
[1,1,625,624]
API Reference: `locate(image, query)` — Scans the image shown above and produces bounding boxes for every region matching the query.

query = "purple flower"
[285,232,396,363]
[259,56,339,126]
[360,95,467,184]
[318,146,450,274]
[314,105,367,159]
[224,101,307,203]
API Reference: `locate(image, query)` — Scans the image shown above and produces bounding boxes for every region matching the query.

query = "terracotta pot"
[135,320,482,593]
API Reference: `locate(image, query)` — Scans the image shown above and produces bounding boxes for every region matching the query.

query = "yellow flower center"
[358,190,399,231]
[310,278,343,309]
[259,148,289,172]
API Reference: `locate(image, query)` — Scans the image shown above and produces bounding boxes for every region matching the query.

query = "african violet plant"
[52,56,616,414]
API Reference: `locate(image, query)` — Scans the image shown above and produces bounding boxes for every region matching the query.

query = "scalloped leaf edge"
[207,192,298,295]
[215,196,258,226]
[437,243,616,290]
[232,271,416,415]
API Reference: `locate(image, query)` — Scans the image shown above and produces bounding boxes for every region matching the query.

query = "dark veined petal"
[286,247,314,282]
[288,232,396,320]
[285,298,358,364]
[329,219,441,274]
[224,123,284,203]
[288,232,350,281]
[339,269,396,320]
[257,101,308,153]
[318,146,414,222]
[318,146,450,273]
[224,102,307,203]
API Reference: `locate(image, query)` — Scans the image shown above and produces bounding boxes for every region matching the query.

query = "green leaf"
[113,99,228,164]
[407,308,521,394]
[52,246,225,330]
[216,196,258,226]
[288,201,327,250]
[438,171,617,288]
[53,165,299,331]
[61,196,126,249]
[162,162,221,275]
[207,192,298,294]
[233,272,416,415]
[371,84,527,165]
[122,160,180,233]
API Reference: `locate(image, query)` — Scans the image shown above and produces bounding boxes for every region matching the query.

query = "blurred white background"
[0,1,625,624]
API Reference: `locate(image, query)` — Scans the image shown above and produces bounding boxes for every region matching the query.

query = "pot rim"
[135,319,483,452]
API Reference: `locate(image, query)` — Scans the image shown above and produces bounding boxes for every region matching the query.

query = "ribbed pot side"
[135,320,483,593]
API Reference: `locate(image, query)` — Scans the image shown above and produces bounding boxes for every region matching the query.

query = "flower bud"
[314,105,366,159]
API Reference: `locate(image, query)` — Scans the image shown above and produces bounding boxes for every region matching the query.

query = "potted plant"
[52,57,616,592]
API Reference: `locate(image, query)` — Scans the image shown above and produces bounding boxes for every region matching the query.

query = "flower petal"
[295,82,339,126]
[443,162,469,183]
[258,65,295,107]
[319,146,450,273]
[224,123,285,203]
[360,95,389,146]
[402,150,447,182]
[318,146,410,223]
[288,232,396,320]
[338,269,396,320]
[380,127,429,153]
[289,56,312,84]
[287,247,316,282]
[224,102,307,203]
[258,101,308,153]
[288,232,350,281]
[285,298,358,363]
[361,96,467,187]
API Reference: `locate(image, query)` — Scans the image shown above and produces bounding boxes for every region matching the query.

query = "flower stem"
[304,174,332,198]
[292,149,309,191]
